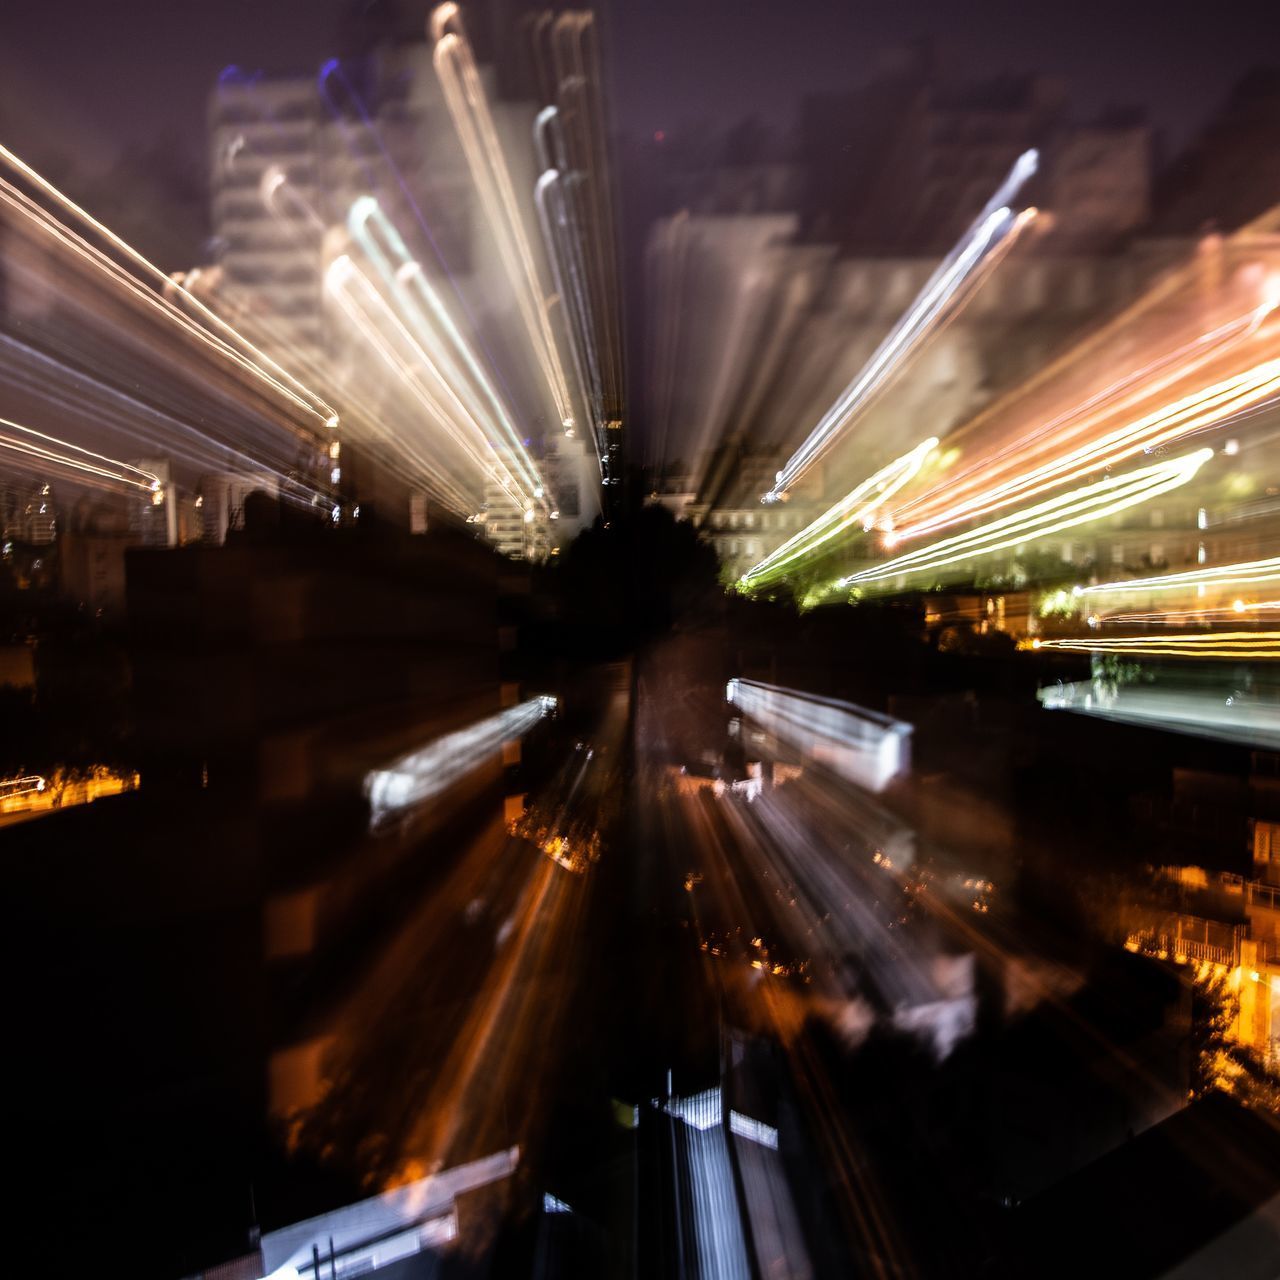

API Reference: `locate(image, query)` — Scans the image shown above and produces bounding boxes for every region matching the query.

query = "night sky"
[2,0,1276,184]
[606,0,1277,154]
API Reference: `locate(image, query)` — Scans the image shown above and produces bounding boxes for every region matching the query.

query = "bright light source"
[365,697,557,826]
[726,677,911,792]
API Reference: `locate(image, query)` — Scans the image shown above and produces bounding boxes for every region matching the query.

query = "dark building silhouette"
[1153,66,1280,234]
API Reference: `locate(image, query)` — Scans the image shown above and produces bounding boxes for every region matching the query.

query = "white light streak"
[365,697,557,827]
[1040,681,1280,748]
[431,5,578,431]
[0,143,338,434]
[1076,555,1280,597]
[727,678,912,793]
[766,150,1038,499]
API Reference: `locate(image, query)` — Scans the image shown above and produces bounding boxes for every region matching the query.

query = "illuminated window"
[1257,821,1280,863]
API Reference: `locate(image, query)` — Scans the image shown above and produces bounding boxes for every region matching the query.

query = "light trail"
[364,696,557,827]
[0,776,45,799]
[0,179,328,445]
[387,725,624,1185]
[738,437,937,589]
[659,1088,752,1280]
[313,55,530,415]
[888,354,1280,544]
[765,149,1038,501]
[1039,681,1280,748]
[431,4,578,433]
[225,55,513,494]
[252,169,487,516]
[535,161,604,470]
[257,1148,519,1279]
[664,782,914,1273]
[0,415,160,493]
[1030,632,1280,659]
[316,57,477,299]
[312,56,563,506]
[835,447,1214,591]
[0,142,338,434]
[346,195,549,504]
[532,10,626,440]
[1075,555,1280,597]
[726,678,912,793]
[325,254,538,514]
[881,201,1280,544]
[0,332,329,509]
[0,767,140,818]
[885,297,1280,540]
[172,269,477,516]
[1097,601,1280,625]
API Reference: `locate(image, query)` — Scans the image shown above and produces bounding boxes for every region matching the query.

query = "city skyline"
[5,3,1280,1277]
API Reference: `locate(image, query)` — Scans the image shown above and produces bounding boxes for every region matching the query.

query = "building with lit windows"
[1,479,56,545]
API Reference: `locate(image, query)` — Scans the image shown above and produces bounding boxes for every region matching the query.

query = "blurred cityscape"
[4,1,1280,1277]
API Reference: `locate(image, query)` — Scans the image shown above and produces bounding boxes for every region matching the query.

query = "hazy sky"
[0,0,341,175]
[603,0,1278,158]
[1,0,1275,181]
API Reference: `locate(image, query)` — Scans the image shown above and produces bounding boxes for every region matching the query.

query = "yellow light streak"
[1030,632,1280,659]
[0,415,160,492]
[893,352,1280,543]
[837,448,1213,590]
[1099,600,1280,625]
[739,438,938,588]
[885,261,1280,539]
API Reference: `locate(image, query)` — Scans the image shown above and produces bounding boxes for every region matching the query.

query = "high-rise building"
[206,23,608,547]
[126,459,178,547]
[210,77,328,369]
[481,476,544,561]
[208,46,478,374]
[540,430,601,538]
